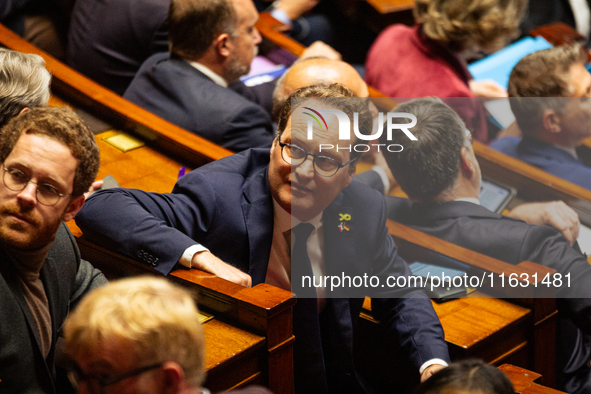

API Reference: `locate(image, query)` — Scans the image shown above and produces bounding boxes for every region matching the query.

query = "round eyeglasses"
[68,362,163,394]
[2,166,71,206]
[279,141,358,177]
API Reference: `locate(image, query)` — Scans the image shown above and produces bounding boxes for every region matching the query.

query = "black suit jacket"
[0,223,106,394]
[123,53,275,152]
[385,198,591,394]
[66,0,169,95]
[77,148,449,393]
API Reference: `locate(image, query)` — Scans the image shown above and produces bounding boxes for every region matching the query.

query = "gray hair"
[0,49,51,129]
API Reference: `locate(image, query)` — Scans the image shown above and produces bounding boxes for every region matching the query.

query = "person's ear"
[62,195,85,222]
[161,362,184,393]
[460,146,476,177]
[542,109,561,134]
[215,33,232,58]
[18,108,29,116]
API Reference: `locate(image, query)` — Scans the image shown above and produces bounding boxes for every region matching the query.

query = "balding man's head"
[272,58,369,120]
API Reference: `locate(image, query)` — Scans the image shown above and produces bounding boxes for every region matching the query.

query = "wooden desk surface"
[499,365,566,394]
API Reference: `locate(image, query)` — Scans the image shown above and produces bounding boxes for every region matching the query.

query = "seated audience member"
[0,48,51,128]
[64,276,271,394]
[365,0,526,142]
[76,84,450,393]
[0,106,106,392]
[382,98,591,394]
[490,45,591,190]
[67,0,169,95]
[415,359,514,394]
[123,0,274,152]
[1,0,70,60]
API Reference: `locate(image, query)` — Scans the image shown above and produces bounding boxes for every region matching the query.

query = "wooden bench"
[375,221,558,387]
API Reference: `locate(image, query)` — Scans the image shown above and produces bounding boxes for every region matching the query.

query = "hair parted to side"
[508,45,587,135]
[0,106,100,197]
[64,276,206,388]
[414,0,526,52]
[169,0,237,60]
[415,359,514,394]
[276,83,373,163]
[383,98,466,202]
[0,48,51,129]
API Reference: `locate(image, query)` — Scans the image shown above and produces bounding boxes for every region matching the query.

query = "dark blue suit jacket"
[67,0,169,95]
[123,53,275,152]
[77,148,449,392]
[490,136,591,190]
[385,198,591,394]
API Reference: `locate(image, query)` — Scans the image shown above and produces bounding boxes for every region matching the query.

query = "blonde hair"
[64,277,206,388]
[414,0,527,52]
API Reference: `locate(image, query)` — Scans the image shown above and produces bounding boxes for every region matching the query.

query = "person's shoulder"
[490,136,521,156]
[188,148,271,177]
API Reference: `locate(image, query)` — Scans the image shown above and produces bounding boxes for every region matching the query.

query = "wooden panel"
[499,365,567,394]
[203,319,266,391]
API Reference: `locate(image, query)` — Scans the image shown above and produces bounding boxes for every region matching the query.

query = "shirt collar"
[454,197,480,205]
[187,61,228,87]
[272,198,323,232]
[552,143,578,159]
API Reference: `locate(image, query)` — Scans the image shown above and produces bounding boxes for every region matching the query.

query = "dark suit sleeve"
[353,170,385,194]
[520,225,591,334]
[0,0,31,19]
[368,199,450,370]
[224,103,275,151]
[69,259,108,309]
[75,171,218,275]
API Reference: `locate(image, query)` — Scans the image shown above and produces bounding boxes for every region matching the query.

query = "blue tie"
[291,223,328,393]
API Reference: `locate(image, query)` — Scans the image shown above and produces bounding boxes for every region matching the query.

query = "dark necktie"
[291,223,328,393]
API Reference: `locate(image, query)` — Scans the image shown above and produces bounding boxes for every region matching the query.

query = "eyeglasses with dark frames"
[67,362,163,394]
[2,165,71,206]
[279,141,358,177]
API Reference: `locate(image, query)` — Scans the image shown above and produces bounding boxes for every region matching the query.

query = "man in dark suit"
[382,98,591,394]
[123,0,275,152]
[0,106,106,393]
[491,45,591,190]
[76,84,450,393]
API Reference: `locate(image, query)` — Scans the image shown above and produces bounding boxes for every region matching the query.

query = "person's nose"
[253,27,262,45]
[295,156,315,181]
[16,181,37,208]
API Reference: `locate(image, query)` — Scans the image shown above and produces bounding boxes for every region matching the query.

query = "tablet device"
[409,262,467,303]
[479,177,517,213]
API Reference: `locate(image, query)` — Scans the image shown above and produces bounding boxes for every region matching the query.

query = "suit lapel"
[0,249,44,354]
[242,166,274,285]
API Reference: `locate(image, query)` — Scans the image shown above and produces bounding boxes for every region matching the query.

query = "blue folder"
[468,36,553,89]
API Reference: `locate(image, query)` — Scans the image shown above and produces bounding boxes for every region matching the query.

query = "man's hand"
[300,41,341,61]
[84,180,104,200]
[507,201,580,246]
[192,251,252,287]
[468,79,508,98]
[420,364,445,383]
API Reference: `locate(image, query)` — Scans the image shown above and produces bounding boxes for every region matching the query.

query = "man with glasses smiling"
[0,106,105,393]
[77,83,450,392]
